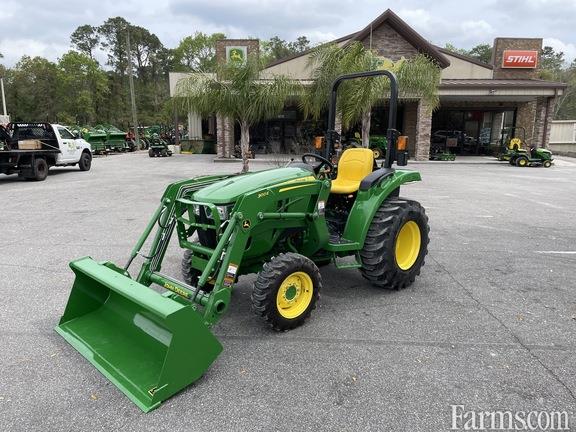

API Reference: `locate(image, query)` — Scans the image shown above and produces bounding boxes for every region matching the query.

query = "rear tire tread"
[360,198,429,290]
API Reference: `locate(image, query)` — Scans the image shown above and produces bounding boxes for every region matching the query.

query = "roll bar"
[324,70,399,169]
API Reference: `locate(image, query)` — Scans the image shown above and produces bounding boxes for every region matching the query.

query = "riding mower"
[497,126,526,162]
[345,132,388,159]
[56,71,430,412]
[513,146,553,168]
[148,134,173,157]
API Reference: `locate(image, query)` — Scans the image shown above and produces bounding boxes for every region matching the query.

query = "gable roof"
[436,46,493,69]
[264,32,357,69]
[346,9,450,69]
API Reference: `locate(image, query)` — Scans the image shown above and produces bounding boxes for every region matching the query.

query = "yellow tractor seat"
[331,148,375,194]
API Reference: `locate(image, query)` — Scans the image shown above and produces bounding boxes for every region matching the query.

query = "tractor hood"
[193,166,314,204]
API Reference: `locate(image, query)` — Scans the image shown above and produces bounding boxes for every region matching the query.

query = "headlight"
[201,204,233,221]
[215,205,233,220]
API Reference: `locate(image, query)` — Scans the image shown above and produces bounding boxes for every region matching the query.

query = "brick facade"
[215,39,260,64]
[415,101,432,160]
[403,102,417,157]
[216,114,234,158]
[361,23,419,60]
[215,39,259,157]
[492,38,542,80]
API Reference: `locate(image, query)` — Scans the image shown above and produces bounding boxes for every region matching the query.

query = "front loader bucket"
[55,257,222,412]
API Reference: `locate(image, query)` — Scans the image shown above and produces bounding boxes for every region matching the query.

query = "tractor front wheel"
[543,160,552,168]
[360,198,429,289]
[252,253,321,331]
[181,249,201,286]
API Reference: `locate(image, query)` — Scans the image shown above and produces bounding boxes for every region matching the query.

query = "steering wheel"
[301,153,334,175]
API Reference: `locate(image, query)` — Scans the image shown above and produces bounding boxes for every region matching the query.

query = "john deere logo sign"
[226,46,247,64]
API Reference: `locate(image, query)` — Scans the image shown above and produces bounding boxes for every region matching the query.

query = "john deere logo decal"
[226,46,247,64]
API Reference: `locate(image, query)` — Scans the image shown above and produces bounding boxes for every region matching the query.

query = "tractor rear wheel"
[516,156,529,167]
[252,253,321,331]
[360,198,429,289]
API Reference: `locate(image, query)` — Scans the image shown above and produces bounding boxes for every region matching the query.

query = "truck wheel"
[79,151,92,171]
[360,198,429,290]
[252,252,321,331]
[31,158,48,181]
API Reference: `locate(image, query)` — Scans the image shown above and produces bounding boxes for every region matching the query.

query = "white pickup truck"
[0,123,93,181]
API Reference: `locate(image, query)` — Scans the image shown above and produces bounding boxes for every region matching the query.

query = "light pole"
[0,77,7,117]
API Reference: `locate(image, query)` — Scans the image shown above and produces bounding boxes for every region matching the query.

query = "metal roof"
[440,79,567,89]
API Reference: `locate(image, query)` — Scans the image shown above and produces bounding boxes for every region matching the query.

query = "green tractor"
[56,71,430,412]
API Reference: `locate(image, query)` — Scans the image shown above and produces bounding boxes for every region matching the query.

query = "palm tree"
[304,42,441,147]
[175,54,296,172]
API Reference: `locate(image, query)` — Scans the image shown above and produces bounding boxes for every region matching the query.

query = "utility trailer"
[0,123,92,181]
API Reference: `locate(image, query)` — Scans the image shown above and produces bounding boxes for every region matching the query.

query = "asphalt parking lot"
[1,152,576,431]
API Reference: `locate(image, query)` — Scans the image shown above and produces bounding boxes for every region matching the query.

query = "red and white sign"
[502,50,538,68]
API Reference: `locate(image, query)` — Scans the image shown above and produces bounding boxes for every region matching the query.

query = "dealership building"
[169,9,567,160]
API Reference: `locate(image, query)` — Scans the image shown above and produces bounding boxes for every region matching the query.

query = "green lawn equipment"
[79,126,108,155]
[429,130,457,161]
[497,126,526,161]
[97,124,130,152]
[348,132,388,159]
[512,146,553,168]
[56,70,429,412]
[148,134,173,157]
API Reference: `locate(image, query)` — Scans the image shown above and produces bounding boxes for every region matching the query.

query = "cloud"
[543,38,576,65]
[0,39,71,66]
[0,1,574,66]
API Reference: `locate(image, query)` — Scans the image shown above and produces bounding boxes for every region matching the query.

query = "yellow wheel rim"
[276,271,313,319]
[395,220,421,270]
[518,158,527,166]
[373,149,381,159]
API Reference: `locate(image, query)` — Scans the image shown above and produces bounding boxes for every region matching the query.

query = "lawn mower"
[344,132,388,159]
[512,146,553,168]
[148,133,173,157]
[497,126,526,161]
[429,130,458,161]
[56,70,429,412]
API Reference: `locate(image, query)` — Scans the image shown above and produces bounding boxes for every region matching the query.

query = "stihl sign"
[502,50,538,68]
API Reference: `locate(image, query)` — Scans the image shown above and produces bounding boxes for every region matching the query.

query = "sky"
[0,0,575,67]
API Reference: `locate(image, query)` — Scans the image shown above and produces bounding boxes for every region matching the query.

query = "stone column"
[415,100,431,161]
[542,97,557,149]
[187,112,202,139]
[403,101,418,157]
[216,115,234,158]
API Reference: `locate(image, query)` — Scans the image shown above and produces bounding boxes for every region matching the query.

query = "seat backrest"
[336,148,374,182]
